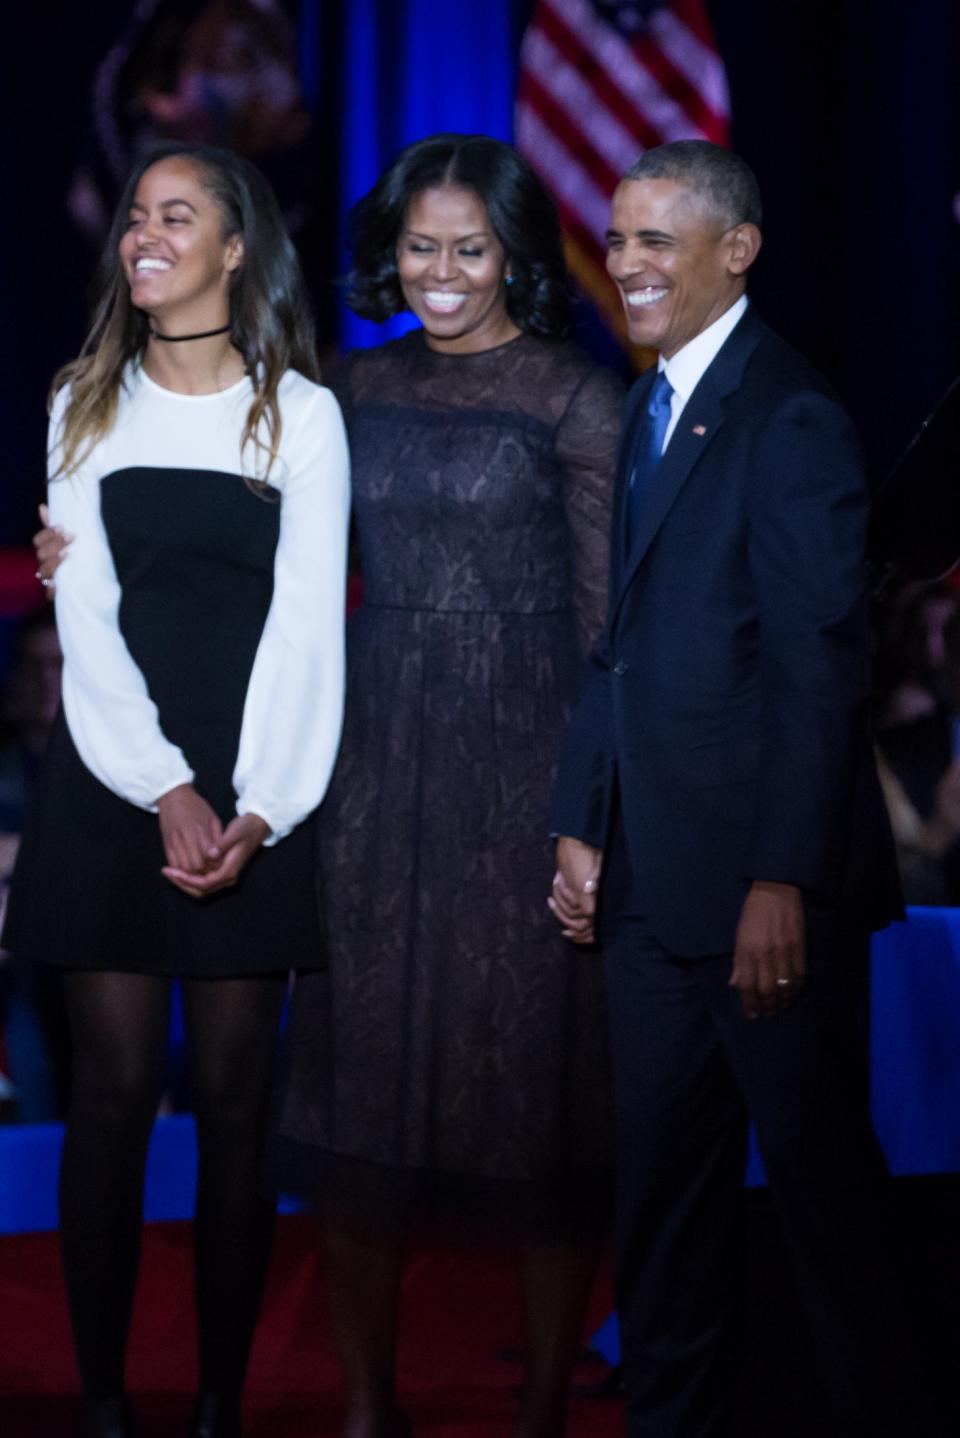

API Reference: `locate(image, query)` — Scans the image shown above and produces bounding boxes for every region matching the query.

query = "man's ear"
[726,223,761,277]
[224,235,244,274]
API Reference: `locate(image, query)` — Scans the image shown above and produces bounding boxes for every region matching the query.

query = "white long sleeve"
[49,386,196,809]
[47,369,350,839]
[234,386,350,842]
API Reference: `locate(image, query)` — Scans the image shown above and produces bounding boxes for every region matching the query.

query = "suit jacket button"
[613,660,628,676]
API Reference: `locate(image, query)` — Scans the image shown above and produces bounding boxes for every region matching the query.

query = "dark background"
[1,0,957,541]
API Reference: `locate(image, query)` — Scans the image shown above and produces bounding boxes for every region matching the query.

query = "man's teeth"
[424,291,466,312]
[626,288,668,307]
[135,258,172,273]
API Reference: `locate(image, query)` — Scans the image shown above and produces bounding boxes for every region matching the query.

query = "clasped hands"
[33,513,270,899]
[158,784,269,898]
[549,836,602,945]
[550,836,806,1020]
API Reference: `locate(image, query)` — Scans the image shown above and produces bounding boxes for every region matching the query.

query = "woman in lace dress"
[275,136,623,1438]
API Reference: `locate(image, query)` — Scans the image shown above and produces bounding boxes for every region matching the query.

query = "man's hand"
[730,880,806,1019]
[549,835,603,945]
[162,813,270,898]
[157,784,223,877]
[34,503,73,600]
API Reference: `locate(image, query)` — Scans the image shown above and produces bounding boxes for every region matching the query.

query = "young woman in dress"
[9,143,349,1438]
[274,135,623,1438]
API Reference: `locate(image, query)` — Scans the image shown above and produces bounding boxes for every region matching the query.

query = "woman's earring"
[505,274,515,287]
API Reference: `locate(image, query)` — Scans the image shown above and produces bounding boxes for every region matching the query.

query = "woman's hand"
[162,813,270,899]
[549,835,603,945]
[34,504,73,599]
[157,784,223,881]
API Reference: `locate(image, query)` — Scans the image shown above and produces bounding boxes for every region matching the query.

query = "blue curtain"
[300,0,517,351]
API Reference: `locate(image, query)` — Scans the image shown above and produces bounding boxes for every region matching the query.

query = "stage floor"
[2,1184,959,1437]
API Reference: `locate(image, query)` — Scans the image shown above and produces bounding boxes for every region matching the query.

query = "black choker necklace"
[150,323,231,343]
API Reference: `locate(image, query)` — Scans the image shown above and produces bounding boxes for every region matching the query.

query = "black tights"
[59,971,286,1403]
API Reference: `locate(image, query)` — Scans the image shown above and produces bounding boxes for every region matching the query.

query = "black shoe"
[189,1392,242,1438]
[81,1396,135,1438]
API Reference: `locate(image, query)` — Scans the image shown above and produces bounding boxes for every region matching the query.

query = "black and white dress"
[4,365,349,977]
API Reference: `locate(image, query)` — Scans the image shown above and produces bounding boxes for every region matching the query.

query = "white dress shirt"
[659,294,749,453]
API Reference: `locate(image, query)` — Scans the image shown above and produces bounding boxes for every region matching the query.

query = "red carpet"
[0,1215,621,1437]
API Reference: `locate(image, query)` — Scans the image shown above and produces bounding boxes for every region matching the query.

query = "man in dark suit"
[549,142,925,1437]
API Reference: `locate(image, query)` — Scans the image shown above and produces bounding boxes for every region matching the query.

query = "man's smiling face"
[605,177,757,358]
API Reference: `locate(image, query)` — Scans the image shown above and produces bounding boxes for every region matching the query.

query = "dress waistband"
[359,602,571,617]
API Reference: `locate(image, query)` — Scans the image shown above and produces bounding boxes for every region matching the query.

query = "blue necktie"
[626,370,673,549]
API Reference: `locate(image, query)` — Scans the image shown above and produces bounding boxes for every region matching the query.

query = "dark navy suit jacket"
[551,306,899,956]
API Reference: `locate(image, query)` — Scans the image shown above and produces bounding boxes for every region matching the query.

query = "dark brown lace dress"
[275,331,623,1226]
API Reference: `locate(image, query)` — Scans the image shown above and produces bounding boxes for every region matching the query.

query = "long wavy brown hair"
[52,142,319,481]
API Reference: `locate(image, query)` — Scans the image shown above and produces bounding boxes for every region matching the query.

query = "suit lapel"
[611,307,767,618]
[620,377,726,585]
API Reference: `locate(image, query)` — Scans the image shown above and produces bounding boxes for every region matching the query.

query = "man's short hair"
[624,141,762,230]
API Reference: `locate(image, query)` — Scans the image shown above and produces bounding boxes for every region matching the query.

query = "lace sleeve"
[555,365,625,654]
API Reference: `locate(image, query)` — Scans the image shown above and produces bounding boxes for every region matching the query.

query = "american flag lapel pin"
[692,424,707,436]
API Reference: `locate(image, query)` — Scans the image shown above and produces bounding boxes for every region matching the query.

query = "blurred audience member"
[69,0,314,244]
[878,602,960,904]
[875,580,958,731]
[0,608,63,816]
[0,608,69,1121]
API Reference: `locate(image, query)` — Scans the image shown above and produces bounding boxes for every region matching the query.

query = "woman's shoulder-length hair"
[52,141,318,483]
[346,133,570,342]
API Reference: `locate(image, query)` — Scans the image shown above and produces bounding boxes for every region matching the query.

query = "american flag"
[516,0,730,345]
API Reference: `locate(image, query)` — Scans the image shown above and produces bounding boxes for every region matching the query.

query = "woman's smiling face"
[396,185,519,355]
[119,156,243,329]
